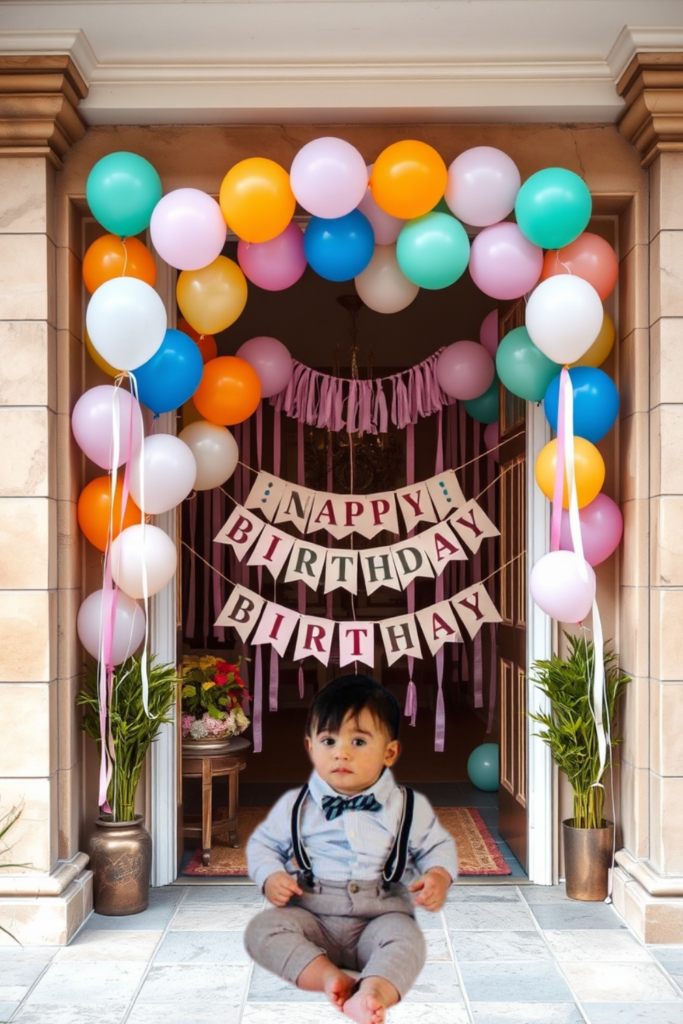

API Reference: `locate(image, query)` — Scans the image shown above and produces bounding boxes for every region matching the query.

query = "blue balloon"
[467,743,499,792]
[134,329,204,415]
[304,210,375,282]
[544,367,619,444]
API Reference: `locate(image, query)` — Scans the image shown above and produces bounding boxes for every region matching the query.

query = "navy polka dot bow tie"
[321,793,382,822]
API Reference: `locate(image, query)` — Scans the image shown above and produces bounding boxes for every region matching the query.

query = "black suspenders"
[290,783,415,889]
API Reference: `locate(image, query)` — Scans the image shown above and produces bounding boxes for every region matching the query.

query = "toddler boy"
[244,674,458,1024]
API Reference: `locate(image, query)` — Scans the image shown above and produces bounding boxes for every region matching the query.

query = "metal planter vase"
[89,815,152,916]
[562,819,614,901]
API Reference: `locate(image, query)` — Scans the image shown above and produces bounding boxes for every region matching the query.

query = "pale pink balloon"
[236,336,294,398]
[357,164,406,245]
[237,222,307,291]
[479,309,499,358]
[77,588,146,665]
[445,147,521,227]
[484,421,500,462]
[559,493,623,566]
[71,385,143,470]
[436,340,495,401]
[530,551,596,623]
[469,222,544,300]
[290,137,368,219]
[150,188,227,271]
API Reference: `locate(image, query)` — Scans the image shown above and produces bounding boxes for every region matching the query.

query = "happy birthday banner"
[215,581,501,669]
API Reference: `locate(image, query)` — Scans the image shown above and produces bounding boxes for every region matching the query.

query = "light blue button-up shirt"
[246,768,459,891]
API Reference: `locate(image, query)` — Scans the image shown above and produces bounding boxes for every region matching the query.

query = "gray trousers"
[244,875,426,1000]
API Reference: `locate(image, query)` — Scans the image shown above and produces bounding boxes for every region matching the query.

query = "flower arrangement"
[180,655,250,742]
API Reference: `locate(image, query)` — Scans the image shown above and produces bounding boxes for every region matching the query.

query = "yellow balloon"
[84,328,121,377]
[571,311,615,368]
[219,158,295,243]
[176,256,248,335]
[535,437,605,510]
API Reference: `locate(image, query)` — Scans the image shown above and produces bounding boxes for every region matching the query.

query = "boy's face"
[305,707,400,796]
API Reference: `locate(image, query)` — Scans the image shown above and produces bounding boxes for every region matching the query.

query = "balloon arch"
[75,139,622,792]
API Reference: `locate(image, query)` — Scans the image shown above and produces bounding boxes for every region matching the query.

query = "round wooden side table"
[181,736,251,866]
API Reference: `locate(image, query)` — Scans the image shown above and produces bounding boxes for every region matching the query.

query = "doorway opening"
[178,237,527,881]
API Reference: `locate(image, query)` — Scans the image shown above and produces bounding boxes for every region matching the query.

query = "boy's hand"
[264,871,303,907]
[408,867,451,912]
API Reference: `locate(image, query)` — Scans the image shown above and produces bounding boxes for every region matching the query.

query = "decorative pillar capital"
[0,55,88,168]
[617,52,683,167]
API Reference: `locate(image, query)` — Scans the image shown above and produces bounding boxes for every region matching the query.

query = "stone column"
[614,52,683,942]
[0,56,92,944]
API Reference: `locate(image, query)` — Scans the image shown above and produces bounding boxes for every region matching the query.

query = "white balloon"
[129,433,197,515]
[530,551,596,623]
[525,276,604,365]
[357,164,406,245]
[110,524,177,600]
[77,588,146,665]
[445,147,521,227]
[178,420,239,491]
[86,277,167,371]
[355,244,419,314]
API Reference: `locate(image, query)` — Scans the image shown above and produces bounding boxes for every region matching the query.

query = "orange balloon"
[219,158,296,243]
[571,312,615,368]
[535,437,605,510]
[193,356,262,426]
[84,328,121,378]
[177,318,218,364]
[77,476,142,552]
[540,232,618,301]
[82,235,157,294]
[176,256,248,335]
[370,141,448,220]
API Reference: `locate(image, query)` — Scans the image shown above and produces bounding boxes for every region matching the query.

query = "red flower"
[214,672,228,686]
[215,661,230,672]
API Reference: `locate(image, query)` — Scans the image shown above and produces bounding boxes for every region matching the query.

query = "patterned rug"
[182,805,511,877]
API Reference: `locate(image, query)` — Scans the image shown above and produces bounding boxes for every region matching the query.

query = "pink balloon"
[150,188,227,271]
[290,137,368,219]
[484,422,500,462]
[236,336,294,399]
[469,222,543,300]
[357,164,406,245]
[445,147,521,227]
[559,493,623,567]
[436,340,495,401]
[71,385,143,470]
[237,222,307,291]
[479,309,499,358]
[530,551,596,623]
[77,588,146,665]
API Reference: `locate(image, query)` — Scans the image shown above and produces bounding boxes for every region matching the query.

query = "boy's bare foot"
[324,970,357,1011]
[342,986,387,1024]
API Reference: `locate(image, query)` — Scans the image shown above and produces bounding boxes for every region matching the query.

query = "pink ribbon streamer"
[404,424,417,726]
[433,410,446,751]
[551,367,568,552]
[297,419,306,698]
[269,407,282,713]
[186,493,197,639]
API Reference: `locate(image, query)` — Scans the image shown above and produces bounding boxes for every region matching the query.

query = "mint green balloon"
[515,167,591,249]
[464,376,499,423]
[496,326,562,402]
[396,212,470,290]
[86,152,162,237]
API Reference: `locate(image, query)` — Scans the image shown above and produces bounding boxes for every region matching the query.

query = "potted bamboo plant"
[77,656,178,915]
[530,632,630,901]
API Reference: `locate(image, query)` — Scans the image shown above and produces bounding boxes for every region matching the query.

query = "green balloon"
[496,326,562,402]
[430,196,451,215]
[396,212,470,290]
[86,152,163,237]
[515,167,591,250]
[464,376,499,423]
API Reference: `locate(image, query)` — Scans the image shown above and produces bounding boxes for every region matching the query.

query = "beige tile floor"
[0,882,682,1024]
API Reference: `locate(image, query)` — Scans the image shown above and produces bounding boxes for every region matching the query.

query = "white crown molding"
[0,28,97,82]
[607,25,683,82]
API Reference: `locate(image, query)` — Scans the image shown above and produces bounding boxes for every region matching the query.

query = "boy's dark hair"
[305,675,400,741]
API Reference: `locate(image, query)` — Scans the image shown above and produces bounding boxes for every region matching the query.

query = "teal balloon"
[496,326,562,402]
[467,743,499,792]
[515,167,591,249]
[464,376,499,423]
[86,152,162,237]
[396,212,470,290]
